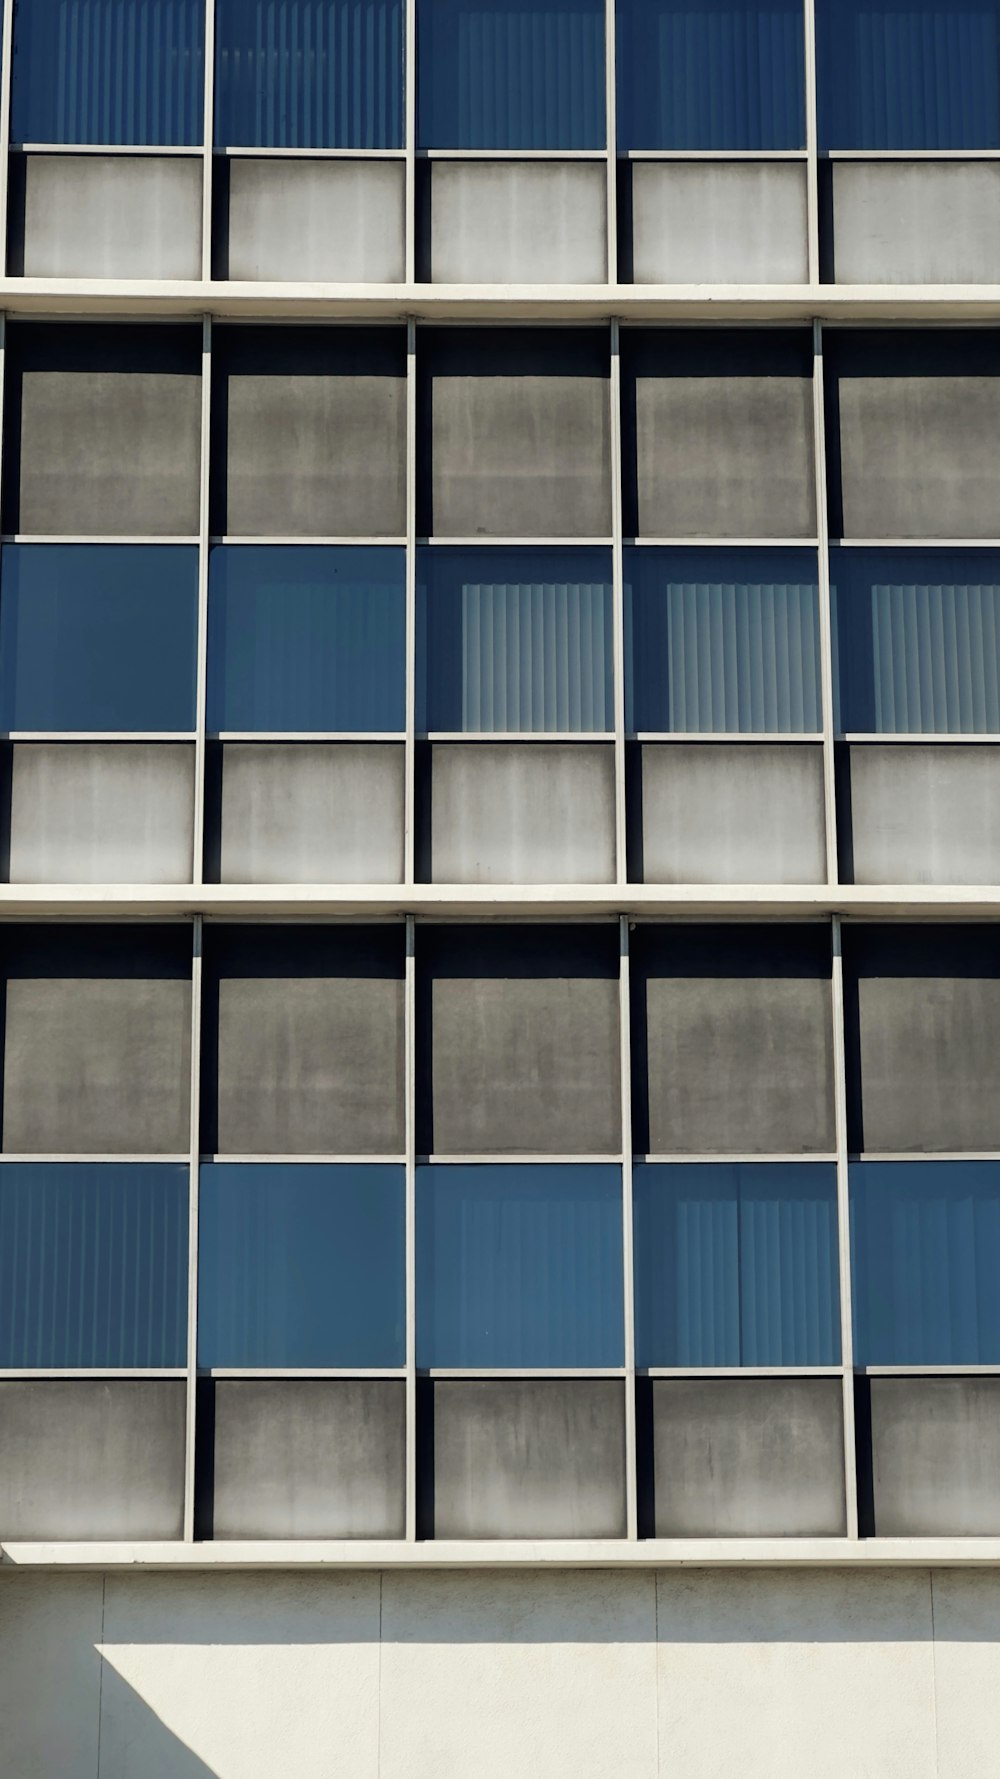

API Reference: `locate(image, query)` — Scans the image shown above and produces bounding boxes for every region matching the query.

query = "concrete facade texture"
[428,160,607,283]
[8,743,195,886]
[217,743,405,884]
[846,744,1000,886]
[631,160,809,285]
[831,161,1000,285]
[835,372,1000,540]
[20,154,203,281]
[636,743,827,884]
[226,158,406,283]
[427,742,616,884]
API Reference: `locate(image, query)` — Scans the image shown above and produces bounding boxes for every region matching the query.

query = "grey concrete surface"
[429,160,607,283]
[637,743,827,884]
[832,161,1000,285]
[428,742,615,883]
[227,157,405,282]
[8,743,195,885]
[21,154,203,279]
[871,1377,1000,1535]
[632,160,808,284]
[846,744,1000,885]
[856,971,1000,1152]
[218,744,405,884]
[836,373,1000,538]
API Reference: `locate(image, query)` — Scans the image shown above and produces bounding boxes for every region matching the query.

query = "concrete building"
[3,0,1000,1772]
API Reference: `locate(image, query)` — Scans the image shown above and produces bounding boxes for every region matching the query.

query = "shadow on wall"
[98,1665,220,1779]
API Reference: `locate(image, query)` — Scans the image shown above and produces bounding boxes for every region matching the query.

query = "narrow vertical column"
[405,317,418,888]
[183,913,205,1542]
[604,0,618,287]
[202,0,217,283]
[0,0,15,264]
[811,316,838,886]
[831,913,858,1537]
[405,0,417,285]
[192,314,213,887]
[404,913,418,1539]
[619,915,638,1539]
[610,318,628,886]
[803,0,821,285]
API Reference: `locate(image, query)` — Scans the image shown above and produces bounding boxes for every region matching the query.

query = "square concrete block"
[870,1377,1000,1535]
[846,745,1000,885]
[217,743,405,884]
[854,970,1000,1153]
[833,366,1000,539]
[832,161,1000,285]
[631,160,808,284]
[227,158,405,283]
[20,153,203,280]
[636,743,827,884]
[429,160,607,283]
[427,742,615,883]
[8,743,195,885]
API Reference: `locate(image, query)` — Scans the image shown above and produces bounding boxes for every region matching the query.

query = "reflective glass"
[11,0,205,145]
[214,0,404,148]
[617,0,806,151]
[817,0,1000,149]
[198,1163,405,1367]
[416,0,605,148]
[0,545,198,732]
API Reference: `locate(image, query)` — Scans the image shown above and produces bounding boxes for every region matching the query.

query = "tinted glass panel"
[617,0,805,151]
[417,0,605,148]
[817,0,1000,149]
[416,1163,624,1366]
[12,0,205,145]
[214,0,404,148]
[198,1163,405,1367]
[0,545,198,732]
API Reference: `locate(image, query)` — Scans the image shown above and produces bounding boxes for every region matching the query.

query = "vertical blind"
[617,0,806,150]
[625,548,822,733]
[12,0,205,144]
[417,0,605,148]
[214,0,404,147]
[816,0,1000,149]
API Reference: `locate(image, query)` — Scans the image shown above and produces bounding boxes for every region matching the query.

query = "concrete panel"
[218,743,405,884]
[644,974,835,1154]
[856,972,1000,1152]
[429,161,607,284]
[631,160,808,285]
[651,1377,846,1537]
[21,153,202,280]
[634,372,815,538]
[637,743,827,884]
[428,742,615,884]
[227,157,405,282]
[0,1573,104,1779]
[210,1380,405,1539]
[8,743,194,885]
[430,972,621,1154]
[18,364,201,537]
[871,1377,1000,1536]
[832,161,1000,285]
[428,1379,626,1538]
[847,744,1000,886]
[0,1379,185,1539]
[836,373,1000,539]
[3,975,192,1154]
[215,973,404,1154]
[224,369,406,537]
[932,1571,1000,1778]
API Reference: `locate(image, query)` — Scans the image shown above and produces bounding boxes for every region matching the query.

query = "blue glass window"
[417,0,605,149]
[851,1161,1000,1364]
[198,1163,405,1368]
[207,546,405,734]
[416,1164,623,1367]
[214,0,404,148]
[417,547,614,733]
[617,0,806,151]
[817,0,1000,150]
[11,0,205,145]
[832,548,1000,734]
[625,547,822,733]
[0,545,198,733]
[633,1163,840,1367]
[0,1163,188,1368]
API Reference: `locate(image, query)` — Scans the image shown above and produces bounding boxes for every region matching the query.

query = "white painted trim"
[212,535,407,546]
[842,732,1000,743]
[405,0,416,285]
[625,150,810,162]
[424,732,615,743]
[619,916,637,1538]
[626,536,821,548]
[645,1367,843,1379]
[604,0,617,285]
[221,146,407,160]
[183,915,204,1542]
[405,318,417,887]
[404,914,417,1540]
[214,732,404,743]
[812,319,839,886]
[424,1368,626,1380]
[831,917,858,1537]
[192,315,212,884]
[15,144,204,157]
[637,1153,839,1166]
[418,149,607,162]
[201,0,216,281]
[204,1154,408,1166]
[633,732,823,744]
[610,318,627,882]
[0,0,15,261]
[803,0,820,285]
[7,732,197,743]
[205,1368,408,1379]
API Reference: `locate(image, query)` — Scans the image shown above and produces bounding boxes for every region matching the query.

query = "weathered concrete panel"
[428,742,615,883]
[855,970,1000,1152]
[430,160,607,283]
[227,157,405,282]
[218,743,405,884]
[651,1377,846,1536]
[21,154,202,279]
[637,743,827,884]
[847,744,1000,885]
[632,160,808,285]
[0,1573,104,1779]
[835,371,1000,539]
[832,161,1000,285]
[8,742,194,885]
[871,1377,1000,1535]
[209,1380,406,1539]
[429,1379,626,1538]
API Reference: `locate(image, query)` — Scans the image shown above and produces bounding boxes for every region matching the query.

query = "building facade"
[3,0,1000,1773]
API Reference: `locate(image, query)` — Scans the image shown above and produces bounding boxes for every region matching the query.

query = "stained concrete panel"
[429,160,607,284]
[3,975,192,1154]
[210,1380,406,1539]
[634,371,815,538]
[429,1379,626,1538]
[651,1377,846,1537]
[855,971,1000,1153]
[835,372,1000,539]
[636,743,827,884]
[870,1377,1000,1535]
[631,160,808,285]
[832,161,1000,285]
[644,974,835,1154]
[0,1379,185,1539]
[227,157,405,282]
[218,743,405,884]
[21,153,202,279]
[428,742,615,883]
[846,744,1000,886]
[8,743,195,885]
[215,974,404,1154]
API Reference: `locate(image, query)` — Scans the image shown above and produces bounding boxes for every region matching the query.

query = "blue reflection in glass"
[199,1163,405,1367]
[617,0,806,151]
[416,1164,623,1367]
[624,547,821,734]
[417,546,614,733]
[633,1163,840,1367]
[0,1164,188,1368]
[12,0,205,146]
[817,0,1000,149]
[417,0,605,148]
[0,545,198,732]
[207,546,406,733]
[851,1161,1000,1365]
[214,0,404,148]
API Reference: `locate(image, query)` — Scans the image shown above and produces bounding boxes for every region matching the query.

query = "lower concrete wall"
[3,1564,998,1777]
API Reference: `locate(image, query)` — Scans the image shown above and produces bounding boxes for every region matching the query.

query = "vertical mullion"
[812,316,837,884]
[610,318,627,885]
[405,316,417,886]
[404,913,417,1539]
[183,913,204,1542]
[604,0,617,286]
[803,0,819,284]
[202,0,216,280]
[619,914,637,1539]
[405,0,416,283]
[0,0,15,259]
[193,314,213,886]
[831,914,858,1538]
